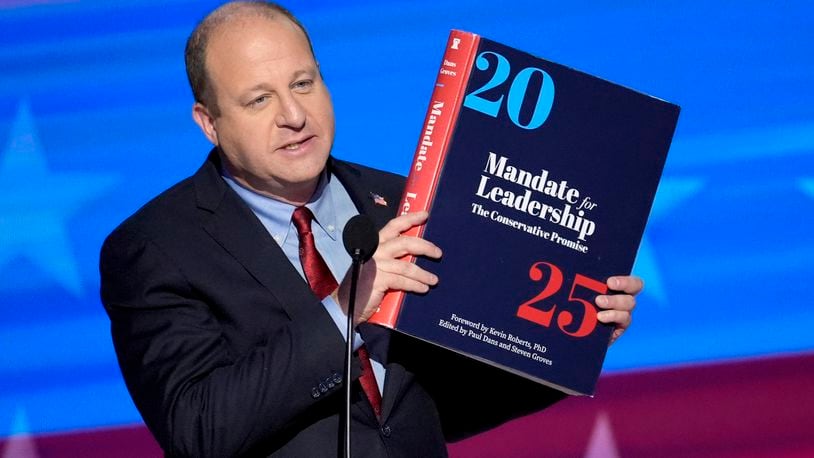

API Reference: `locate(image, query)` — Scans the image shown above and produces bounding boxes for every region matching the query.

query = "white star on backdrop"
[799,178,814,198]
[1,407,39,458]
[583,412,619,458]
[0,101,117,296]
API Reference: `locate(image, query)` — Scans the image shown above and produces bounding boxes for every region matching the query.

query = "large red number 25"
[516,262,608,337]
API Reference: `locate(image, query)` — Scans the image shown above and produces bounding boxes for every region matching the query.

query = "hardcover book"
[368,30,680,395]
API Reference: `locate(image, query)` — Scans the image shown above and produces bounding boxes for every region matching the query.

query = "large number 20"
[463,51,555,130]
[516,262,608,338]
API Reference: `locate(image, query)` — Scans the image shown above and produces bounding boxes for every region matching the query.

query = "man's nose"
[275,93,306,129]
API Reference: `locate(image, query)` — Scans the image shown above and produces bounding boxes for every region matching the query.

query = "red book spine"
[369,30,480,328]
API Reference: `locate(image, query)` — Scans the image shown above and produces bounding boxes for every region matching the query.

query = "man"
[100,2,642,457]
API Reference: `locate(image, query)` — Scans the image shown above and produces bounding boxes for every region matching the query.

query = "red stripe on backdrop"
[0,424,162,458]
[450,351,814,457]
[2,352,812,457]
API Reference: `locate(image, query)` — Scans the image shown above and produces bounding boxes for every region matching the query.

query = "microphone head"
[343,214,379,262]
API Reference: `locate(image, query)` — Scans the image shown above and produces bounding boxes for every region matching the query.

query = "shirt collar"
[221,169,340,246]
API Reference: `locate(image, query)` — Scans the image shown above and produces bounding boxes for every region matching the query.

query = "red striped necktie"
[291,206,382,418]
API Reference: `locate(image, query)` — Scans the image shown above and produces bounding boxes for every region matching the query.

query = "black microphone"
[342,214,378,262]
[340,214,378,458]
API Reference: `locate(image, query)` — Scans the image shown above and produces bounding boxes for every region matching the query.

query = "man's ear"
[192,102,218,145]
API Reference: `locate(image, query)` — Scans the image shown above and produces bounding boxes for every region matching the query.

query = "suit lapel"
[192,151,324,323]
[331,159,399,231]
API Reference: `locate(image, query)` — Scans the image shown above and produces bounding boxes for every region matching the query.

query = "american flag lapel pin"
[369,192,388,207]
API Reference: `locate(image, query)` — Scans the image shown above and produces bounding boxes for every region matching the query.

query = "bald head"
[184,1,315,116]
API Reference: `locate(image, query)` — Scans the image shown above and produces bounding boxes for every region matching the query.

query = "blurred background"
[1,1,812,456]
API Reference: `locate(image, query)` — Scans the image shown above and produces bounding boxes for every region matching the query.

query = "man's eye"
[249,95,269,107]
[293,80,313,91]
[246,95,269,108]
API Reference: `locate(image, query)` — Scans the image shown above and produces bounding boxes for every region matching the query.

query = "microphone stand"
[343,248,363,458]
[340,214,378,458]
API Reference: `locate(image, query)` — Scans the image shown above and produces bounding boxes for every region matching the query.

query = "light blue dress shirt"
[222,170,385,394]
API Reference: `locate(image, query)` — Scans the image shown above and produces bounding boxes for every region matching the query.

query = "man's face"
[194,15,335,204]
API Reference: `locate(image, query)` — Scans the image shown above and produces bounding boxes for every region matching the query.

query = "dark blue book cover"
[377,32,679,395]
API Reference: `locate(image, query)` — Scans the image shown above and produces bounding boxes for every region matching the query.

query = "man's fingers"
[343,212,442,323]
[597,275,642,346]
[382,273,434,295]
[376,258,439,288]
[607,275,644,295]
[597,309,632,328]
[379,211,430,240]
[595,293,636,312]
[376,232,442,260]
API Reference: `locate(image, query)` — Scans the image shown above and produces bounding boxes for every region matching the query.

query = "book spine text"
[369,30,480,327]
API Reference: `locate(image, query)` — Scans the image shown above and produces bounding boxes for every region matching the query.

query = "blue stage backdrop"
[1,0,813,442]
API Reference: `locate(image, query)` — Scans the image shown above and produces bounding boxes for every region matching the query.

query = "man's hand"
[596,275,643,345]
[337,211,442,325]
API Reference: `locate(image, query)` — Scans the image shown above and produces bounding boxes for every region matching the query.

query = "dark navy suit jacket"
[100,152,563,457]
